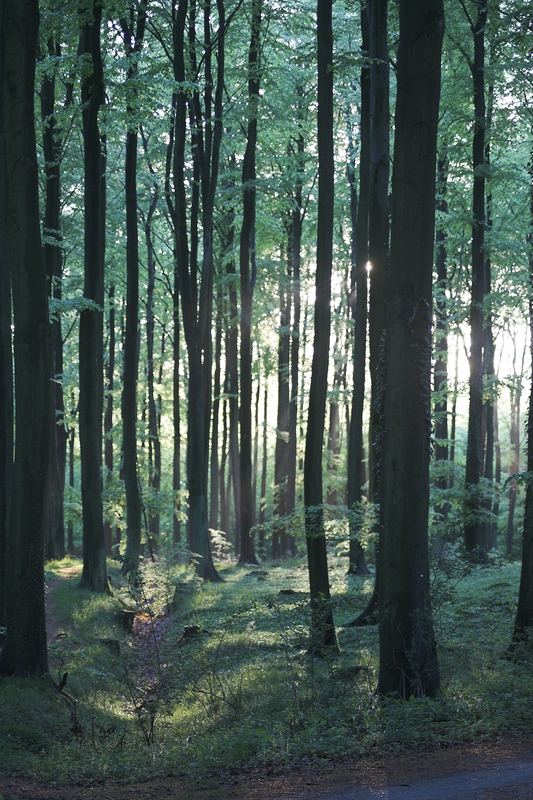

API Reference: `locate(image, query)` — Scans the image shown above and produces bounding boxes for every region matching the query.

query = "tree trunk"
[259,378,269,557]
[0,97,13,629]
[464,0,489,559]
[238,0,262,566]
[78,1,108,593]
[511,147,533,645]
[172,0,223,580]
[434,146,449,514]
[104,284,115,554]
[0,0,50,676]
[347,2,370,577]
[273,252,290,558]
[121,5,148,575]
[41,38,66,561]
[144,177,161,546]
[209,285,223,530]
[304,0,338,655]
[287,133,304,558]
[377,0,443,699]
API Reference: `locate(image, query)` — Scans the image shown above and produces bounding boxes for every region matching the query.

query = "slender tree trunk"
[464,0,489,559]
[144,181,161,546]
[449,330,460,481]
[347,4,370,577]
[352,0,390,625]
[304,0,338,655]
[121,5,148,575]
[377,0,443,699]
[67,413,76,554]
[251,368,261,527]
[209,285,223,530]
[220,394,229,534]
[511,146,533,645]
[238,0,262,566]
[104,284,115,554]
[0,0,50,676]
[434,146,449,514]
[173,299,181,545]
[287,134,304,558]
[172,0,223,580]
[0,98,13,629]
[259,379,269,556]
[326,308,344,506]
[78,1,107,593]
[274,251,290,558]
[41,39,66,561]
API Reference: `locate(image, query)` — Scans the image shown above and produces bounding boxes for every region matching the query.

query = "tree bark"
[238,0,262,566]
[377,0,443,699]
[464,0,489,559]
[304,0,338,655]
[0,0,50,676]
[511,146,533,645]
[41,38,66,561]
[0,85,13,629]
[121,4,148,575]
[78,1,108,592]
[347,4,370,577]
[434,146,449,512]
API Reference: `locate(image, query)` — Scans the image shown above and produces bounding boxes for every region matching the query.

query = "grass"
[1,550,533,784]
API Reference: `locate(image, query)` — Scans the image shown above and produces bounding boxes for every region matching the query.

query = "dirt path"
[2,738,533,800]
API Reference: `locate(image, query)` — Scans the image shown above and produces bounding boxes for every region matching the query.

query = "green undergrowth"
[1,553,532,784]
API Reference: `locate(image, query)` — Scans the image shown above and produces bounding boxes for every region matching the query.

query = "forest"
[1,0,533,796]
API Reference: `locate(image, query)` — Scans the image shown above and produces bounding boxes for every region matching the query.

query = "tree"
[0,0,50,676]
[511,144,533,646]
[40,34,70,562]
[463,0,489,559]
[304,0,338,655]
[347,1,371,577]
[121,1,148,575]
[78,0,108,592]
[377,0,443,698]
[171,0,224,580]
[238,0,262,566]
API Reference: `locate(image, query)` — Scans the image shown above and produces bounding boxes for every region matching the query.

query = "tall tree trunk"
[251,368,261,527]
[121,4,148,575]
[511,146,533,645]
[377,0,443,699]
[0,97,13,629]
[326,306,344,506]
[220,394,230,534]
[238,0,262,566]
[304,0,338,655]
[347,4,370,577]
[434,146,449,514]
[273,251,290,558]
[144,176,161,546]
[78,1,108,593]
[0,0,50,676]
[172,0,223,580]
[352,0,390,625]
[259,378,269,556]
[464,0,489,559]
[209,284,223,530]
[104,284,115,554]
[287,134,304,558]
[41,38,66,561]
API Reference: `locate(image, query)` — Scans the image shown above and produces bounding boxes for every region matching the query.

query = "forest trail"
[45,565,81,645]
[2,738,533,799]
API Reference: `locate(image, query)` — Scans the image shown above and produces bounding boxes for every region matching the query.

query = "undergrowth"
[0,552,532,784]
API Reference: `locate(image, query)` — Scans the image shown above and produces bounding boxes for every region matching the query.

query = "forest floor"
[1,737,533,798]
[2,551,533,798]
